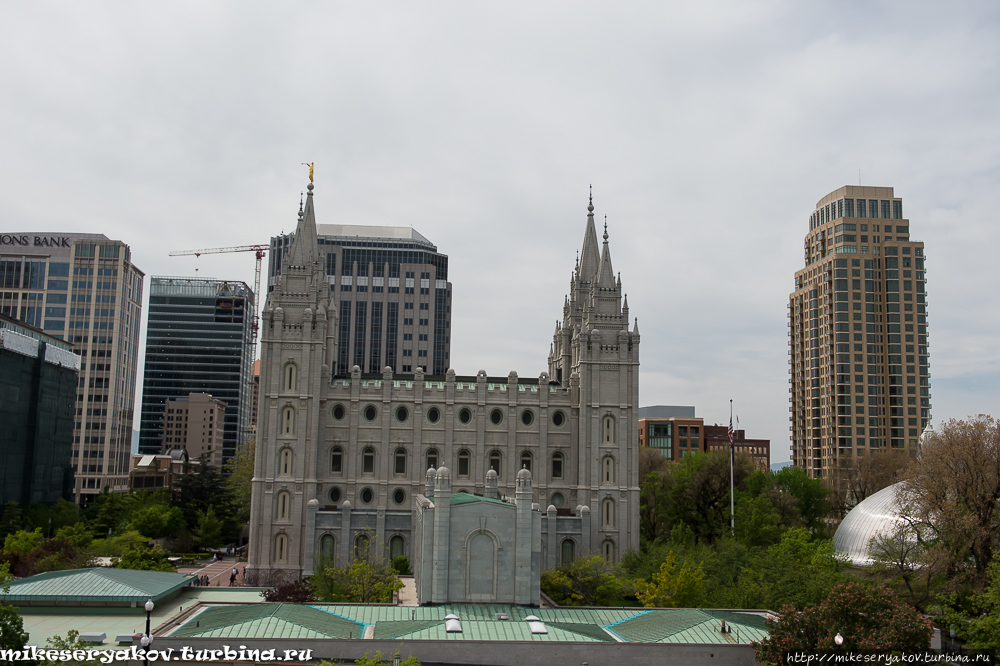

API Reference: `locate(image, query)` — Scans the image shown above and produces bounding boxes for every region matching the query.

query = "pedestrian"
[229,569,236,586]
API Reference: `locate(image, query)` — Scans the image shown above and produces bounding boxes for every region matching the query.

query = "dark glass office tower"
[138,277,254,465]
[268,223,452,376]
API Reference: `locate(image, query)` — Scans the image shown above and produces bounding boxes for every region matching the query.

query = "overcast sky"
[3,2,999,462]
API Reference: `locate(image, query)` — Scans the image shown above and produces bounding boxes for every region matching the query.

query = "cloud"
[2,1,999,462]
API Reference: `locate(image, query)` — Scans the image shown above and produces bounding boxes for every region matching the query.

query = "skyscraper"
[138,277,255,466]
[268,222,452,376]
[788,186,930,479]
[0,314,79,505]
[0,232,144,505]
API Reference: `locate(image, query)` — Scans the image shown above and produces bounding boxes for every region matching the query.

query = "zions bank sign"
[0,234,71,247]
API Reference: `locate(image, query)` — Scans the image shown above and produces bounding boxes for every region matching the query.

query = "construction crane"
[168,244,269,364]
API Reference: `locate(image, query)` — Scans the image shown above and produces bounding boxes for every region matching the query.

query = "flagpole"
[730,399,735,537]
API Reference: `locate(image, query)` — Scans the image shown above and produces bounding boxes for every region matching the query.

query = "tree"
[89,530,150,557]
[391,555,412,575]
[112,544,175,572]
[344,558,404,603]
[54,523,94,549]
[827,449,910,516]
[0,603,28,654]
[867,517,952,613]
[173,457,239,543]
[639,446,670,481]
[85,491,141,537]
[899,415,1000,585]
[0,502,22,540]
[540,554,637,606]
[225,438,255,524]
[191,507,224,550]
[642,551,705,607]
[950,549,1000,649]
[127,504,185,540]
[0,562,28,654]
[771,465,830,536]
[311,556,402,604]
[37,630,104,666]
[2,528,43,556]
[733,494,783,548]
[261,578,315,602]
[754,581,933,662]
[321,650,420,666]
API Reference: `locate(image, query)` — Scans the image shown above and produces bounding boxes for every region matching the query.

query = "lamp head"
[140,635,151,647]
[145,599,154,612]
[834,633,844,646]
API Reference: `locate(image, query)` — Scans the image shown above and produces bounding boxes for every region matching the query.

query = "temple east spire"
[596,216,615,289]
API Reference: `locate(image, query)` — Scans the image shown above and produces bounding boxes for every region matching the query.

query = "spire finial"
[299,192,304,212]
[603,215,609,241]
[588,184,594,213]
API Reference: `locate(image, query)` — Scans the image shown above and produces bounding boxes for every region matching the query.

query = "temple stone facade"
[412,467,542,605]
[247,183,640,577]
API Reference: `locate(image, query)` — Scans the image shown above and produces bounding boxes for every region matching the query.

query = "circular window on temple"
[490,408,504,426]
[332,404,346,421]
[329,487,342,504]
[392,488,406,505]
[551,492,564,508]
[359,487,374,504]
[427,407,441,424]
[363,405,378,422]
[521,410,534,427]
[459,407,473,425]
[551,410,566,428]
[395,406,409,423]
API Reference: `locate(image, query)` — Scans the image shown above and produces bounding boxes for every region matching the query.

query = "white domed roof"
[833,481,909,567]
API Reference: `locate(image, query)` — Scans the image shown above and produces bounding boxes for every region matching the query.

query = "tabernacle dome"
[833,481,910,567]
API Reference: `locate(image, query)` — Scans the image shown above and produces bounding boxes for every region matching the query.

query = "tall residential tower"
[788,186,930,479]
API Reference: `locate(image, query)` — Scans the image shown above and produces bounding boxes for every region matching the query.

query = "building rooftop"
[449,493,513,507]
[5,568,194,606]
[166,603,769,645]
[317,224,433,246]
[19,587,265,645]
[833,481,909,566]
[0,312,74,351]
[638,406,697,419]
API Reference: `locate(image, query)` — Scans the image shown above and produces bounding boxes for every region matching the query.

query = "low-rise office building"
[129,449,190,492]
[162,392,227,468]
[639,405,770,468]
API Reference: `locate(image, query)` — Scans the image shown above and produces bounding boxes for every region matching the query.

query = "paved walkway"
[177,558,248,587]
[397,576,417,606]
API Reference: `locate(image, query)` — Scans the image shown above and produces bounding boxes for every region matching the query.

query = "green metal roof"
[167,603,769,644]
[450,494,512,507]
[172,604,363,640]
[4,568,195,604]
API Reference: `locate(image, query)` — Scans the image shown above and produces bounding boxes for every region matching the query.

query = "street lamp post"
[141,598,154,666]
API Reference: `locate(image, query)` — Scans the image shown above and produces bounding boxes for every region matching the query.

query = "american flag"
[728,416,734,450]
